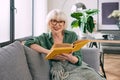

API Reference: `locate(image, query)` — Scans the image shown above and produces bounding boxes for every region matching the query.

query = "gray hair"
[46,9,68,28]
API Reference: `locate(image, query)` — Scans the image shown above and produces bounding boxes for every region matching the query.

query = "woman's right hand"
[53,53,78,64]
[53,54,66,61]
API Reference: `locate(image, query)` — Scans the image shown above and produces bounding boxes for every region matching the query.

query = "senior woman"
[24,9,106,80]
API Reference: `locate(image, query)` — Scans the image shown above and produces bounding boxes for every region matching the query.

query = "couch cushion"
[0,41,32,80]
[23,45,50,80]
[81,48,100,72]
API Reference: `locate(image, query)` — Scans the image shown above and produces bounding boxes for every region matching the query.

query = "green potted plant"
[71,9,99,33]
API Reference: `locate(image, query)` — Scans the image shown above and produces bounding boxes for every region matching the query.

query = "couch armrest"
[81,48,100,72]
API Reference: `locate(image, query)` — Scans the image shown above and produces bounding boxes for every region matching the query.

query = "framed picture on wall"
[98,0,120,31]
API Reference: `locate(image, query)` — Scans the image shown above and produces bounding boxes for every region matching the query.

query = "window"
[0,0,33,47]
[15,0,33,39]
[0,0,47,47]
[0,0,10,43]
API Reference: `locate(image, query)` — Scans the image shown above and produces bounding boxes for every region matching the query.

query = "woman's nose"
[55,23,60,26]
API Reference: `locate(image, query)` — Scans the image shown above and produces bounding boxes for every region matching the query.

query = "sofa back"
[81,48,100,72]
[23,45,50,80]
[0,41,50,80]
[0,41,32,80]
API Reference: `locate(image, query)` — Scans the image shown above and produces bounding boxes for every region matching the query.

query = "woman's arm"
[30,44,50,55]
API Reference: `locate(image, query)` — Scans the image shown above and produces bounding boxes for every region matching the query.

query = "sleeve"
[73,50,83,66]
[24,33,47,48]
[71,31,83,66]
[70,31,78,43]
[24,37,41,47]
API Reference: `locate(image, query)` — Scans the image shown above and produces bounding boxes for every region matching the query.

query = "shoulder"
[64,30,78,41]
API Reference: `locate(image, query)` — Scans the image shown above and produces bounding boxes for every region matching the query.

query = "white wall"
[0,0,10,42]
[48,0,98,30]
[34,0,47,36]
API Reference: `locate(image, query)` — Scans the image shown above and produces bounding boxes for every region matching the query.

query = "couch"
[0,41,100,80]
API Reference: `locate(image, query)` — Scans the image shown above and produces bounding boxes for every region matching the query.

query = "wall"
[34,0,47,36]
[47,0,98,30]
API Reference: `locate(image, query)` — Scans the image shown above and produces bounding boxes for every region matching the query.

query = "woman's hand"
[53,52,78,64]
[53,55,66,61]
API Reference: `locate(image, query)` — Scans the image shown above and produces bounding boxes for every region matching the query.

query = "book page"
[45,47,73,59]
[72,39,90,51]
[73,39,90,45]
[52,43,73,48]
[45,43,73,59]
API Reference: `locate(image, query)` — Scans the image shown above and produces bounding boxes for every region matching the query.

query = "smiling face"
[49,19,65,34]
[46,9,67,34]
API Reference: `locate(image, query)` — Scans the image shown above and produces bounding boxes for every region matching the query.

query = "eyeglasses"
[51,19,65,26]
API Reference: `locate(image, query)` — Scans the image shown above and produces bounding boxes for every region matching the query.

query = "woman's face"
[49,19,65,34]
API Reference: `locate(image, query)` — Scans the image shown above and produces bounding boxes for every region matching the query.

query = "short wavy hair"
[46,9,68,29]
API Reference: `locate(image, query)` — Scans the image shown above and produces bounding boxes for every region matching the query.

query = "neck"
[52,34,63,40]
[52,31,64,44]
[52,31,64,38]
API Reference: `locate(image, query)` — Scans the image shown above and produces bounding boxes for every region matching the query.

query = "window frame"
[0,0,34,47]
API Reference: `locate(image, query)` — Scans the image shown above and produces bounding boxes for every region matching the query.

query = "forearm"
[30,44,49,55]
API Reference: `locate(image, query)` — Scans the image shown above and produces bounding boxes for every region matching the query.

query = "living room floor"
[104,53,120,80]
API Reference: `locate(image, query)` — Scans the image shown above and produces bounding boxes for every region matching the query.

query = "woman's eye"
[53,20,57,22]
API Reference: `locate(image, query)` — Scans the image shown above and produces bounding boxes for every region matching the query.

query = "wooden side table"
[90,40,120,78]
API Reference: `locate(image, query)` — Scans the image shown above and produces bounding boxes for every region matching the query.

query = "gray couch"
[0,41,100,80]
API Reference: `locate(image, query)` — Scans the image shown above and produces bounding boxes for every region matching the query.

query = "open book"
[45,39,90,60]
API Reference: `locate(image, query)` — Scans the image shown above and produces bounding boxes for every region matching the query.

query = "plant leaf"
[87,23,92,33]
[87,16,95,33]
[83,23,87,33]
[85,9,99,17]
[70,9,99,33]
[71,20,79,28]
[71,12,83,19]
[78,20,82,27]
[85,9,99,15]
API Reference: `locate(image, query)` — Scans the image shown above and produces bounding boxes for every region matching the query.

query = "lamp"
[71,2,86,13]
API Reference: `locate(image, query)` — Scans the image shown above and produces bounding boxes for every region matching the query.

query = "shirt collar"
[48,32,52,39]
[48,30,69,39]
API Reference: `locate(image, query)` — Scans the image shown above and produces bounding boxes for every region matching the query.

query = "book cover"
[45,39,90,59]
